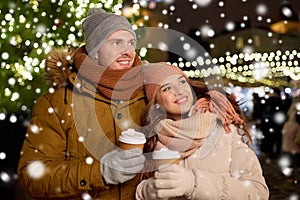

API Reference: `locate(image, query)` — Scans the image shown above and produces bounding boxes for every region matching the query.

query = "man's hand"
[100,148,145,185]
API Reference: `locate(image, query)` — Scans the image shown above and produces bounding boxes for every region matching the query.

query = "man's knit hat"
[82,8,136,58]
[143,62,189,102]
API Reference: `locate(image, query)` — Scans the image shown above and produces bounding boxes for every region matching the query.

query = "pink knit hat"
[143,62,189,101]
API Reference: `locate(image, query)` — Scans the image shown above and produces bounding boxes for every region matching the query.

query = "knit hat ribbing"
[143,62,188,102]
[82,8,136,58]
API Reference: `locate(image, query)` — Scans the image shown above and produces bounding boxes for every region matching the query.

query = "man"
[18,8,147,199]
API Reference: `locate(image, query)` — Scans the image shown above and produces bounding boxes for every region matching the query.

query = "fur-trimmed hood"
[45,47,75,88]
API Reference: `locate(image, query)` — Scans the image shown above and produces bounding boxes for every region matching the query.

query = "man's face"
[96,30,137,69]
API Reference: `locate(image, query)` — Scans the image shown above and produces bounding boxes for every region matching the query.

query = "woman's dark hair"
[190,80,252,145]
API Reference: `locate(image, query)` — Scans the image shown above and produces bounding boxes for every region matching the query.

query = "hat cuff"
[86,20,136,58]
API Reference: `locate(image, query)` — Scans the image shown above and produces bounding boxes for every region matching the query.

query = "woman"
[136,62,269,199]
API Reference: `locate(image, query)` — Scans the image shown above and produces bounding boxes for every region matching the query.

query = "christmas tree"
[0,0,146,121]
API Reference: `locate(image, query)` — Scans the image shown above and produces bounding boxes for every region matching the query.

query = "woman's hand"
[153,164,195,199]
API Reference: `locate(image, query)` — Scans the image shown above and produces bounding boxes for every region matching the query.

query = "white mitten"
[100,148,145,185]
[141,178,163,200]
[154,164,195,199]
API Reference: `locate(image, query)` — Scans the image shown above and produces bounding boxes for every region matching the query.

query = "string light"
[1,0,300,117]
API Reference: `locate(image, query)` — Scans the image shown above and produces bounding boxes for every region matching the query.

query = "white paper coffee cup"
[152,148,181,167]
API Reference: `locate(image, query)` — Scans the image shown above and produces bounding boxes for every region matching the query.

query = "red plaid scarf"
[73,46,143,100]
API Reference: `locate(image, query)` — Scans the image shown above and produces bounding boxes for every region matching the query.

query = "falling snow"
[29,124,40,134]
[0,172,11,183]
[26,160,46,179]
[1,0,300,199]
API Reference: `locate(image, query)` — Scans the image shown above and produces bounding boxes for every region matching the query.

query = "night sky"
[152,0,300,39]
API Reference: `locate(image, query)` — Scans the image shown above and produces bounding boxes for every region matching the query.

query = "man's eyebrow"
[107,38,136,42]
[107,38,122,42]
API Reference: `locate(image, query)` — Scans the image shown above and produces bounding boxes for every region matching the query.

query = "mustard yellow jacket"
[18,49,147,199]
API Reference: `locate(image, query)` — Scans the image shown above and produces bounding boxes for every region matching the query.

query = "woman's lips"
[176,96,188,104]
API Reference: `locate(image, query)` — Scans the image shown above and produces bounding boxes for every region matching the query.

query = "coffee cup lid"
[152,148,181,160]
[119,128,146,144]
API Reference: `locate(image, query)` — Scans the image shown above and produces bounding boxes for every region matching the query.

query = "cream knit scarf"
[154,112,218,158]
[73,46,143,100]
[154,91,244,158]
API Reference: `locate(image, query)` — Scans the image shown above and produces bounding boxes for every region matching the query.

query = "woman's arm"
[190,132,269,199]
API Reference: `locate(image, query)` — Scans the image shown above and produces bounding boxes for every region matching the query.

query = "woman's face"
[156,74,194,120]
